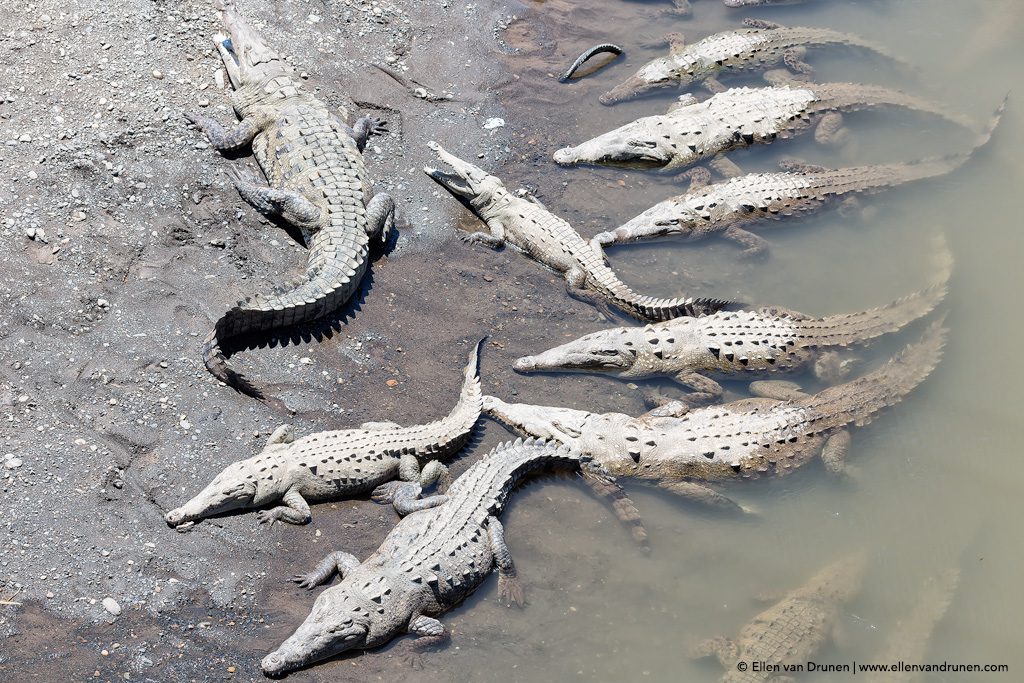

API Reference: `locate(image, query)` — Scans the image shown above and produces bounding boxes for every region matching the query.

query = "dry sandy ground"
[0,0,642,680]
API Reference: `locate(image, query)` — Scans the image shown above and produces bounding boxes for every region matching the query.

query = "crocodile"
[512,272,947,407]
[554,83,973,173]
[600,20,899,105]
[484,322,945,510]
[424,142,730,321]
[724,0,815,6]
[261,438,626,676]
[692,553,867,682]
[164,340,482,528]
[591,103,1001,255]
[187,1,394,400]
[866,567,960,683]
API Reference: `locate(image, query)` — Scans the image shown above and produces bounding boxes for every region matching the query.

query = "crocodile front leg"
[580,469,649,549]
[365,192,396,245]
[256,487,311,526]
[722,225,770,259]
[227,167,321,228]
[709,156,744,178]
[657,480,749,513]
[487,517,525,607]
[404,615,450,669]
[292,550,360,589]
[673,372,726,405]
[690,635,739,669]
[185,111,269,152]
[682,166,712,190]
[815,112,850,146]
[459,220,506,249]
[702,76,728,95]
[349,115,387,153]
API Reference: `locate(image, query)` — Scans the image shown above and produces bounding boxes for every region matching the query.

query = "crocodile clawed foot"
[366,116,388,137]
[255,509,279,526]
[498,575,526,608]
[291,573,320,590]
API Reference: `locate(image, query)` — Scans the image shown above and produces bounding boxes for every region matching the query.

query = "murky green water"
[413,1,1024,680]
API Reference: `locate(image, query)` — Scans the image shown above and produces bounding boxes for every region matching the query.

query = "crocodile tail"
[584,256,731,321]
[434,338,486,448]
[809,82,975,130]
[801,319,947,429]
[203,320,265,400]
[782,26,909,68]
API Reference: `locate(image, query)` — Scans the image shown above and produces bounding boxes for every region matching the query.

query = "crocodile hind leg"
[820,430,851,475]
[673,372,726,405]
[185,111,269,152]
[709,156,744,178]
[226,167,321,228]
[291,550,360,589]
[372,480,448,516]
[815,112,851,146]
[349,115,388,153]
[813,350,860,383]
[702,77,727,94]
[365,192,396,246]
[404,615,450,670]
[565,267,616,320]
[722,226,770,259]
[749,379,807,400]
[398,454,452,493]
[487,517,525,607]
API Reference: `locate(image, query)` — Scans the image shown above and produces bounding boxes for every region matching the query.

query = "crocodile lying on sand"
[164,341,482,528]
[485,322,945,510]
[591,105,1001,256]
[692,554,867,682]
[261,438,629,676]
[554,83,972,173]
[187,1,394,401]
[513,271,947,406]
[600,20,898,105]
[424,141,729,321]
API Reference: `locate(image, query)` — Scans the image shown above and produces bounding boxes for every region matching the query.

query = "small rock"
[413,87,428,99]
[4,457,22,470]
[482,117,505,130]
[152,70,164,80]
[299,357,313,365]
[385,379,398,387]
[102,597,122,616]
[18,133,31,143]
[96,298,110,309]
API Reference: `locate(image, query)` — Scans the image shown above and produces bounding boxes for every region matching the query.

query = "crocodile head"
[262,589,370,677]
[600,58,692,105]
[164,460,259,527]
[553,116,675,169]
[514,330,638,375]
[215,2,292,89]
[482,396,593,446]
[424,141,510,215]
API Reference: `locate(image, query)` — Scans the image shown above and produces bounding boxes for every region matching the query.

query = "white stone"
[102,597,122,616]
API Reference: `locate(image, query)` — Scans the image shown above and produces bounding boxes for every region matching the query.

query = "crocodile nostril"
[512,357,535,373]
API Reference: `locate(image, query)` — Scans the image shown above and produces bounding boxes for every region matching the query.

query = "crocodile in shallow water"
[600,20,899,105]
[513,271,946,407]
[164,340,482,528]
[692,553,867,682]
[424,142,730,321]
[260,438,627,676]
[485,322,945,510]
[591,103,1001,256]
[554,83,972,173]
[187,1,394,401]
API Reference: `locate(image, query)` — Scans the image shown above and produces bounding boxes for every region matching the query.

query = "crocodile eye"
[628,139,658,149]
[596,350,620,357]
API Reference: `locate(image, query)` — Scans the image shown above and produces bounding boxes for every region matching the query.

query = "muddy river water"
[407,0,1023,680]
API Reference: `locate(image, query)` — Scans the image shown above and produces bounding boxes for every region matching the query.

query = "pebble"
[483,117,505,130]
[385,379,398,387]
[152,70,164,80]
[102,597,122,616]
[4,455,22,469]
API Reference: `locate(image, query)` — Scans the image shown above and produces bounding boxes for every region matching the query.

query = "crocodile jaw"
[553,119,673,169]
[216,3,292,88]
[514,336,636,374]
[600,59,686,105]
[262,593,368,676]
[424,141,507,212]
[482,396,592,445]
[164,464,257,527]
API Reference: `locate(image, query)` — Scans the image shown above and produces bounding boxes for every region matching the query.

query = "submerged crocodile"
[424,141,729,321]
[261,438,626,676]
[485,322,945,510]
[692,553,867,682]
[866,567,960,683]
[164,341,482,528]
[554,83,972,173]
[187,1,394,400]
[513,273,946,406]
[592,105,1001,255]
[600,20,898,105]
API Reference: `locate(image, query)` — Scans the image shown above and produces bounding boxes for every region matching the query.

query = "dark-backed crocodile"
[600,20,899,105]
[484,322,945,510]
[424,142,729,321]
[591,104,1001,255]
[692,553,867,682]
[554,83,973,173]
[187,1,394,400]
[513,272,946,406]
[164,341,482,528]
[260,438,627,676]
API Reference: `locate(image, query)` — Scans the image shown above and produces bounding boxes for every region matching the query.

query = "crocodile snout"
[512,356,536,373]
[261,652,288,677]
[552,148,577,165]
